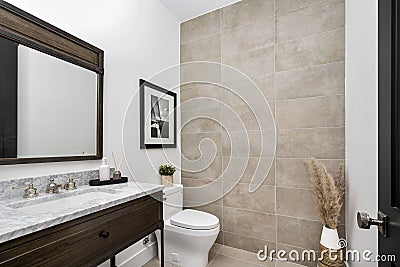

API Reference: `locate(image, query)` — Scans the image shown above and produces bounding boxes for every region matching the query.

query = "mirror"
[0,1,104,164]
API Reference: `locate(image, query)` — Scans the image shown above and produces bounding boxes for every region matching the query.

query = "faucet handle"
[46,178,61,194]
[12,184,38,198]
[63,178,78,190]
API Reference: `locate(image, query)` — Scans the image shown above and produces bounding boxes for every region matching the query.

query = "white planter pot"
[318,226,344,267]
[320,226,341,250]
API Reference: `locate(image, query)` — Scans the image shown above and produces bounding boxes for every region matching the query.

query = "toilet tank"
[163,184,183,220]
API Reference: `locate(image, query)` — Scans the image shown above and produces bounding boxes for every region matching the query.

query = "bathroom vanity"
[0,183,164,267]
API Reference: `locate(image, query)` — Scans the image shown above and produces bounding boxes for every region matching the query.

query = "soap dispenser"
[99,157,110,181]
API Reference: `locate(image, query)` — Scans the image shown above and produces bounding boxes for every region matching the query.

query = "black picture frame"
[140,79,177,149]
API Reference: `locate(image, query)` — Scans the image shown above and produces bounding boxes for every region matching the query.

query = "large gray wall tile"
[223,207,277,241]
[222,17,274,56]
[223,157,275,186]
[276,62,345,100]
[181,34,221,63]
[180,84,222,112]
[181,59,221,84]
[276,29,345,72]
[222,0,274,30]
[181,156,222,180]
[221,74,275,105]
[181,108,222,133]
[223,182,275,213]
[277,128,345,159]
[222,130,275,158]
[183,180,223,204]
[222,46,274,80]
[181,10,221,44]
[276,158,344,189]
[221,103,275,131]
[223,231,277,254]
[276,95,345,129]
[276,187,320,220]
[276,0,345,43]
[277,215,322,250]
[181,132,222,157]
[275,0,322,15]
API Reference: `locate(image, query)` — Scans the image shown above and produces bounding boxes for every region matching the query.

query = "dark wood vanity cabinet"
[0,192,164,267]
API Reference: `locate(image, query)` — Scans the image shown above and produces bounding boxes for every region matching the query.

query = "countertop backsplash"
[0,169,115,201]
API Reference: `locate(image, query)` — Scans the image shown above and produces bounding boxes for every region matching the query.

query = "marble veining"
[0,169,113,201]
[0,182,163,243]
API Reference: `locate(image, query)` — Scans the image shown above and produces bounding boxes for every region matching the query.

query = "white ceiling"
[158,0,241,22]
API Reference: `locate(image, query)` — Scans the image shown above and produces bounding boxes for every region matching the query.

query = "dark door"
[378,0,400,266]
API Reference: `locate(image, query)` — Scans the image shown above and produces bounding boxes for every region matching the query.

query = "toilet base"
[155,222,219,267]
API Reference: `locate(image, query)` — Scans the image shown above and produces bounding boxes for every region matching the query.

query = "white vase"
[320,226,341,250]
[318,226,344,267]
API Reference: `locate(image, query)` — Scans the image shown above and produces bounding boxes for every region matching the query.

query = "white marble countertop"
[0,182,164,244]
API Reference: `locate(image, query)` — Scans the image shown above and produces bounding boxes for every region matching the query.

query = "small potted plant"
[159,164,176,187]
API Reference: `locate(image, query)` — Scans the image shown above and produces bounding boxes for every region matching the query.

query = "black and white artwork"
[140,79,176,149]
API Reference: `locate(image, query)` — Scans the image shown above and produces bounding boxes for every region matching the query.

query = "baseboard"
[118,241,157,267]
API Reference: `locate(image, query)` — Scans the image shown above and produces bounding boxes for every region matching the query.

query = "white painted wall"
[0,1,180,264]
[0,0,181,186]
[17,46,97,158]
[158,0,241,22]
[346,0,378,266]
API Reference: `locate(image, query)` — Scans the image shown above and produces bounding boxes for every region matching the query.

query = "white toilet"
[155,184,220,267]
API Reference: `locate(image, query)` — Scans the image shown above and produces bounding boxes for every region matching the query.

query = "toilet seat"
[170,209,219,230]
[164,219,220,237]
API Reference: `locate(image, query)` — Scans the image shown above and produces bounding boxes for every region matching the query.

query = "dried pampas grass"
[304,158,345,229]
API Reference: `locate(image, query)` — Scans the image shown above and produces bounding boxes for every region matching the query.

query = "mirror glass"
[0,37,98,159]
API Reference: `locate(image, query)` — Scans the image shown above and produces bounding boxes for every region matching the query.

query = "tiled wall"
[180,0,345,266]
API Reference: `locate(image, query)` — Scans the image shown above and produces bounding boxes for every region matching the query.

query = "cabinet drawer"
[0,194,162,267]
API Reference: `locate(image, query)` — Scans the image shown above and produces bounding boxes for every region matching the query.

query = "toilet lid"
[170,209,219,230]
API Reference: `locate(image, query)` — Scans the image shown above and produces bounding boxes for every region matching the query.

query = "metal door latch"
[357,211,388,238]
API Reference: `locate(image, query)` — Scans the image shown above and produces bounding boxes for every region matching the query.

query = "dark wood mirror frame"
[0,0,104,165]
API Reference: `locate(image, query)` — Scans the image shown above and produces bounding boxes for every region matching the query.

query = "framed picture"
[140,79,177,149]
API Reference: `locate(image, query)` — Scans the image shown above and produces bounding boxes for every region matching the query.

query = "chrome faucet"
[63,178,78,190]
[12,184,39,198]
[46,178,61,194]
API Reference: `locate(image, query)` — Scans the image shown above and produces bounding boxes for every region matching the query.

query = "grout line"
[181,126,344,136]
[181,15,275,46]
[221,26,344,61]
[276,93,345,102]
[275,0,329,16]
[276,126,345,131]
[212,253,266,267]
[273,0,278,252]
[275,60,344,75]
[221,40,275,59]
[222,205,324,223]
[275,26,344,45]
[221,43,275,60]
[222,230,277,244]
[275,93,345,102]
[276,157,345,160]
[180,32,221,46]
[218,8,225,246]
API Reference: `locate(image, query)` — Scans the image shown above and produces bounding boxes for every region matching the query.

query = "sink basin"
[7,188,122,214]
